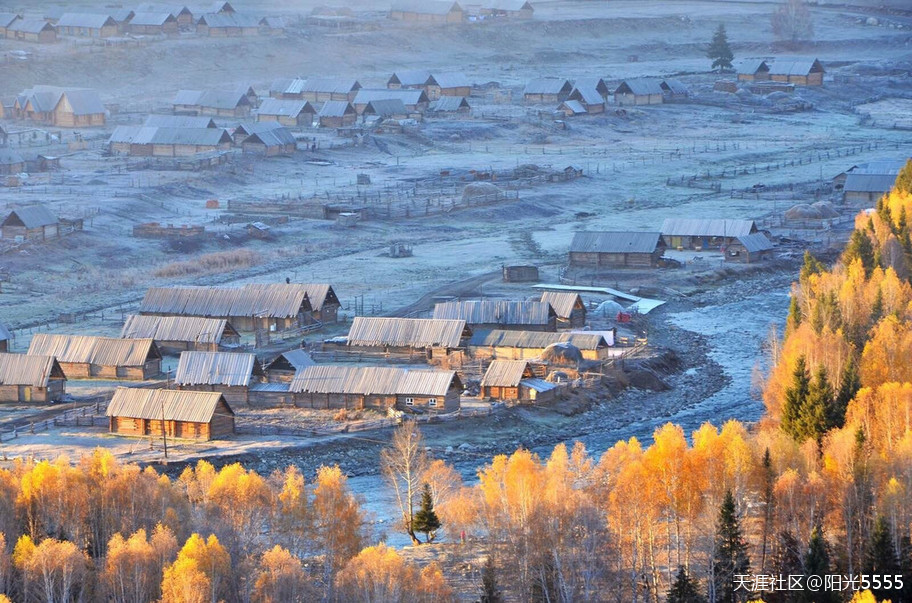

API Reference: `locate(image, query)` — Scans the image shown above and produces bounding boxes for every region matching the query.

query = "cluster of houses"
[519,76,690,116]
[390,1,534,24]
[835,158,910,204]
[0,2,283,44]
[0,86,107,127]
[569,219,775,268]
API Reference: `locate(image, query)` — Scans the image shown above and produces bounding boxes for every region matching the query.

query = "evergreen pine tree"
[711,490,751,603]
[667,566,706,603]
[707,24,734,71]
[800,526,838,603]
[412,483,441,543]
[759,449,776,574]
[864,516,899,601]
[843,230,876,276]
[480,556,503,603]
[898,532,912,603]
[870,288,884,326]
[765,530,803,603]
[781,355,810,442]
[831,357,859,430]
[895,159,912,194]
[800,251,824,283]
[786,295,801,333]
[799,364,832,444]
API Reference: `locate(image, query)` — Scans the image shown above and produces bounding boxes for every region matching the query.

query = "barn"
[128,12,179,34]
[523,79,572,104]
[567,87,604,113]
[0,149,25,176]
[172,88,252,117]
[290,365,462,412]
[108,126,233,157]
[433,300,557,332]
[241,126,297,156]
[725,233,774,263]
[107,388,235,440]
[120,315,240,353]
[317,101,358,127]
[0,324,10,353]
[136,4,193,26]
[614,79,664,105]
[390,1,464,24]
[661,218,758,250]
[0,353,66,403]
[735,59,770,82]
[256,98,316,126]
[344,317,470,361]
[540,291,586,328]
[768,59,824,86]
[265,349,316,382]
[28,335,162,380]
[569,231,665,268]
[480,360,558,403]
[174,351,265,405]
[5,19,57,43]
[1,205,60,241]
[468,330,612,361]
[56,13,118,37]
[353,89,429,114]
[300,79,362,103]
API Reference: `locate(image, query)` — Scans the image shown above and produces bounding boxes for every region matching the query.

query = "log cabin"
[433,300,557,331]
[569,231,665,268]
[480,359,558,403]
[0,353,66,403]
[660,218,758,251]
[107,388,234,440]
[539,291,586,328]
[120,315,240,353]
[256,98,316,127]
[613,79,664,105]
[390,1,464,23]
[1,205,60,241]
[174,351,265,406]
[468,329,613,361]
[27,335,162,380]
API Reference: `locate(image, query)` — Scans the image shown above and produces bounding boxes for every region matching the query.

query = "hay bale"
[540,342,583,365]
[784,203,821,220]
[811,201,839,218]
[593,300,625,317]
[462,182,503,202]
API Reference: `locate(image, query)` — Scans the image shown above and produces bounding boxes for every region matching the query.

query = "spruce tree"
[781,355,810,442]
[707,24,734,71]
[800,251,824,283]
[864,516,900,601]
[766,531,803,603]
[831,357,859,430]
[899,532,912,603]
[480,556,503,603]
[870,288,884,326]
[759,449,776,574]
[799,364,832,444]
[800,526,838,603]
[412,483,441,543]
[786,295,801,333]
[843,230,876,276]
[895,159,912,194]
[667,566,705,603]
[711,490,751,603]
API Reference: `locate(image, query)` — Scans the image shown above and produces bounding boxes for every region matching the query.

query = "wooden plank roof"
[615,79,664,96]
[736,233,774,253]
[120,315,234,345]
[28,335,160,366]
[290,365,460,396]
[570,231,661,254]
[57,13,117,28]
[139,284,312,318]
[318,101,356,117]
[539,291,583,319]
[524,78,572,95]
[2,204,57,229]
[481,359,531,387]
[433,300,555,325]
[143,115,217,128]
[469,329,608,350]
[354,88,429,105]
[174,351,262,387]
[0,353,64,387]
[257,98,315,118]
[266,349,316,372]
[660,218,757,238]
[107,387,232,422]
[347,317,467,348]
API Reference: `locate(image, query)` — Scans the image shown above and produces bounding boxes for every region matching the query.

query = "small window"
[405,397,414,406]
[428,398,437,407]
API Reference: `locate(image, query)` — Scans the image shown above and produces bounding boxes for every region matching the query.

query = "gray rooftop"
[570,231,662,254]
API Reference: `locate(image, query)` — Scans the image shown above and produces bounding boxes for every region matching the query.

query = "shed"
[300,78,362,102]
[735,59,770,82]
[0,149,25,176]
[318,101,358,127]
[265,349,316,382]
[433,300,557,331]
[660,79,690,99]
[614,79,664,106]
[27,334,161,380]
[726,233,774,263]
[256,98,316,126]
[523,79,572,104]
[290,365,462,412]
[353,89,429,114]
[768,59,824,86]
[429,96,471,114]
[390,1,464,24]
[107,388,234,440]
[120,315,240,353]
[174,351,264,405]
[481,360,557,403]
[569,231,665,268]
[6,20,57,43]
[568,87,604,113]
[843,173,900,204]
[363,98,409,120]
[540,291,586,328]
[1,204,59,241]
[558,100,587,116]
[660,218,757,250]
[0,353,66,403]
[345,317,469,361]
[56,13,118,37]
[128,12,179,34]
[426,73,472,98]
[502,265,538,282]
[468,329,612,361]
[241,126,297,156]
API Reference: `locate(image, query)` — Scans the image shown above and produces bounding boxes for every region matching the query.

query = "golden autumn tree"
[161,534,231,603]
[251,545,315,603]
[312,465,364,597]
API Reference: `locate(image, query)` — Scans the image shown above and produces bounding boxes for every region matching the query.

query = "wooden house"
[107,388,234,440]
[390,1,464,23]
[243,283,341,324]
[344,317,469,361]
[6,19,57,43]
[540,291,586,328]
[558,100,587,117]
[428,96,471,114]
[574,77,610,99]
[567,87,604,113]
[259,16,286,34]
[13,86,106,127]
[174,351,264,405]
[137,4,194,27]
[108,126,233,157]
[433,300,557,332]
[469,329,612,362]
[661,218,758,250]
[0,324,10,353]
[241,125,297,156]
[481,1,534,19]
[735,59,770,82]
[842,161,907,203]
[1,205,60,241]
[317,101,358,127]
[172,88,252,117]
[523,79,572,104]
[128,12,179,34]
[660,79,690,100]
[426,73,472,99]
[290,365,462,412]
[353,89,429,114]
[363,99,409,120]
[300,79,362,103]
[269,78,307,100]
[614,79,664,105]
[0,149,25,176]
[256,98,316,126]
[196,12,259,36]
[56,13,117,37]
[207,1,236,14]
[0,353,66,403]
[28,335,161,380]
[120,315,240,353]
[726,233,774,263]
[387,70,430,90]
[480,360,558,403]
[0,13,21,37]
[265,349,316,382]
[569,231,665,268]
[768,59,824,86]
[143,115,217,128]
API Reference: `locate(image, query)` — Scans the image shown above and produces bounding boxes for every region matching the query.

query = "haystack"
[540,342,583,365]
[462,182,503,202]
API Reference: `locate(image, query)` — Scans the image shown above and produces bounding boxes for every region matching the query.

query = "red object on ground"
[617,312,632,323]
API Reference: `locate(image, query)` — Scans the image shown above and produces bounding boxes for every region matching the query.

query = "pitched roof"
[257,98,315,118]
[243,127,297,147]
[0,13,21,28]
[317,100,356,117]
[568,86,603,105]
[107,388,231,422]
[28,335,159,366]
[129,12,177,26]
[269,78,307,95]
[615,79,664,96]
[429,72,471,89]
[17,86,104,116]
[573,77,608,95]
[267,349,316,371]
[570,231,661,254]
[354,88,428,105]
[364,98,408,117]
[768,59,824,76]
[120,315,232,345]
[660,218,757,237]
[848,160,908,175]
[2,204,58,229]
[734,58,769,75]
[301,78,361,94]
[0,353,63,387]
[469,329,608,350]
[539,291,584,319]
[7,19,55,34]
[481,359,531,387]
[524,78,572,95]
[0,149,25,167]
[430,96,470,112]
[57,13,117,28]
[0,323,11,341]
[173,89,250,110]
[174,351,261,386]
[736,233,774,253]
[144,114,217,128]
[391,1,463,15]
[197,12,259,28]
[660,79,689,94]
[242,283,338,311]
[389,70,430,87]
[433,300,555,326]
[109,126,232,146]
[139,283,332,318]
[560,100,587,114]
[347,317,467,348]
[60,89,106,115]
[290,365,459,395]
[235,121,285,135]
[844,173,897,194]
